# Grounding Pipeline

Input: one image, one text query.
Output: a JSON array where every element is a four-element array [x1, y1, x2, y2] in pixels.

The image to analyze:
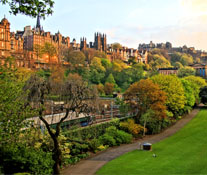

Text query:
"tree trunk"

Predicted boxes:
[[143, 120, 146, 137], [52, 136, 61, 175]]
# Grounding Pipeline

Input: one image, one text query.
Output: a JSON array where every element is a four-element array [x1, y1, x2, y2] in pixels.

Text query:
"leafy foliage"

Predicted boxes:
[[0, 66, 34, 145], [184, 76, 207, 104], [0, 144, 54, 175], [0, 0, 54, 18], [104, 82, 114, 95], [151, 74, 186, 116], [124, 79, 167, 119], [99, 126, 132, 146], [149, 54, 171, 70], [170, 52, 193, 66], [178, 67, 195, 77], [181, 79, 196, 111], [120, 119, 144, 137]]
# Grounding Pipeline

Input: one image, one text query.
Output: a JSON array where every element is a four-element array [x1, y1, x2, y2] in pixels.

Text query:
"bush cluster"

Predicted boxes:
[[120, 119, 144, 137], [0, 144, 54, 175]]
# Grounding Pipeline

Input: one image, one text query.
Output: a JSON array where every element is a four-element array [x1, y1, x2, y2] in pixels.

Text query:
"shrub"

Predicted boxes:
[[120, 119, 144, 137], [88, 139, 101, 153], [65, 142, 90, 165], [99, 126, 132, 147], [105, 126, 132, 145], [116, 130, 132, 144], [69, 142, 89, 155], [99, 134, 116, 147], [0, 144, 53, 175]]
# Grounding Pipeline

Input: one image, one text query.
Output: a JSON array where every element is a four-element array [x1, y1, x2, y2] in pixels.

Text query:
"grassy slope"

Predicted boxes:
[[97, 109, 207, 175]]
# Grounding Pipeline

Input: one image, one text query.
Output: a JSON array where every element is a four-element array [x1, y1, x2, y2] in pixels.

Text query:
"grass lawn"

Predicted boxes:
[[96, 108, 207, 175]]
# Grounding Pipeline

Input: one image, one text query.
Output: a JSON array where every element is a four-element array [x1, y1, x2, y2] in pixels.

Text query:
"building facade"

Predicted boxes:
[[93, 33, 107, 52], [158, 68, 178, 75], [0, 17, 11, 58]]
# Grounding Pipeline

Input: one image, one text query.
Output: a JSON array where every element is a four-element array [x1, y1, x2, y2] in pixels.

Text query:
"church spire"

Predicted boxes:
[[36, 13, 41, 29]]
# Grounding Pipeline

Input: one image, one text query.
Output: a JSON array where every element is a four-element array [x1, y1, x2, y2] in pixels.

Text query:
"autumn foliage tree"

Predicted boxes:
[[104, 82, 114, 95], [124, 79, 167, 119]]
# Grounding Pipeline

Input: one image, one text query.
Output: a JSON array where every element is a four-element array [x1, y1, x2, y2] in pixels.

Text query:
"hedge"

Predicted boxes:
[[63, 116, 133, 141]]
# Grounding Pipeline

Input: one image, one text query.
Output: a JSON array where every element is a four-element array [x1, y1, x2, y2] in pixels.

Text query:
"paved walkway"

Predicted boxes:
[[61, 107, 200, 175]]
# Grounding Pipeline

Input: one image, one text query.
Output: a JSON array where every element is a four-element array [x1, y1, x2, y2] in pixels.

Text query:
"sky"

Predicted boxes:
[[0, 0, 207, 51]]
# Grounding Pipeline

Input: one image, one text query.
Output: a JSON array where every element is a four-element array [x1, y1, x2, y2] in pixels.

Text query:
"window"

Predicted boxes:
[[2, 51, 4, 56], [2, 42, 4, 47]]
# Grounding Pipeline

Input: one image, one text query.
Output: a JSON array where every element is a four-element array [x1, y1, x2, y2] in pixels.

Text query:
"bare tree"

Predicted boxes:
[[24, 74, 98, 174]]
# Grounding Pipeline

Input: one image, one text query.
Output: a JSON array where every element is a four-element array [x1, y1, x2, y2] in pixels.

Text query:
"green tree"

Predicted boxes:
[[115, 64, 144, 90], [1, 0, 54, 18], [184, 76, 207, 104], [89, 68, 105, 84], [89, 57, 106, 84], [140, 109, 155, 136], [180, 54, 193, 66], [91, 57, 106, 72], [170, 52, 182, 65], [151, 48, 170, 60], [0, 65, 33, 145], [181, 79, 196, 112], [174, 61, 183, 69], [105, 73, 116, 84], [171, 52, 193, 66], [178, 67, 196, 78], [149, 54, 171, 70], [101, 58, 112, 70], [151, 74, 186, 116]]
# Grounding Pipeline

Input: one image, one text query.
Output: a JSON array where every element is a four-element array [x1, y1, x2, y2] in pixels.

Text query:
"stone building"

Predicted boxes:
[[80, 37, 87, 51], [22, 14, 70, 65], [107, 44, 148, 64], [190, 63, 207, 78], [70, 38, 80, 50], [158, 67, 178, 75], [0, 17, 11, 58], [93, 33, 107, 52], [0, 17, 26, 67]]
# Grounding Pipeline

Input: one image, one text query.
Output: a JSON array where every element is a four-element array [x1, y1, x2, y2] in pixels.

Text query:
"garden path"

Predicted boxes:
[[61, 106, 201, 175]]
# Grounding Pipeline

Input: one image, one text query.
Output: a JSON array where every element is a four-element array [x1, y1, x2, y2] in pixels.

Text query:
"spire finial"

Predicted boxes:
[[36, 13, 41, 29]]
